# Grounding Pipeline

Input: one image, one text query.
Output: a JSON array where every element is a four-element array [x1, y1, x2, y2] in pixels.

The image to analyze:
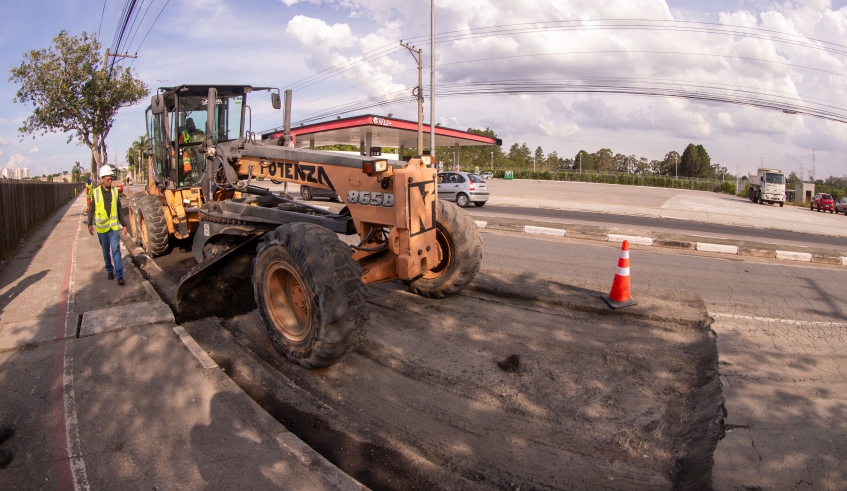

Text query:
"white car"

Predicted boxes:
[[480, 172, 493, 179]]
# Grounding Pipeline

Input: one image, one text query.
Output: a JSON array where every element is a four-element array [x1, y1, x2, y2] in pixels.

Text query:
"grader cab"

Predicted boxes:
[[129, 85, 482, 368]]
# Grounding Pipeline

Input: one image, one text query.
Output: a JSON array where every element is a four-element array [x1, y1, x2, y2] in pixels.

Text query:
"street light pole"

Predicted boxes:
[[490, 151, 493, 171]]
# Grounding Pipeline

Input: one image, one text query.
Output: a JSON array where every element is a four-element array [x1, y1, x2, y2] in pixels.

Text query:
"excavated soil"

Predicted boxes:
[[184, 269, 724, 491]]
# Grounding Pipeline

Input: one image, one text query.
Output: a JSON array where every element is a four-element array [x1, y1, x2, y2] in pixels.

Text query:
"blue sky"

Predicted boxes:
[[2, 0, 846, 179]]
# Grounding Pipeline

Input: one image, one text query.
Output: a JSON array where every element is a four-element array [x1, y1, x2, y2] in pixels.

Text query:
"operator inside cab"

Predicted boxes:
[[178, 117, 204, 185]]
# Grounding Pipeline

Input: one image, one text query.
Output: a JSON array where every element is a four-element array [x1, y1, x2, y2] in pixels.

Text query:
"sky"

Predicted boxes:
[[1, 0, 846, 179]]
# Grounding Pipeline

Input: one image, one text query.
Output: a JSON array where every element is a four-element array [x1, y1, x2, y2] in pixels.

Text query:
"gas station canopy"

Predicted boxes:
[[265, 114, 501, 152]]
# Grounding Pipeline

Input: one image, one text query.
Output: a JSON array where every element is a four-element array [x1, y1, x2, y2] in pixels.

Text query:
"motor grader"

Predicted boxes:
[[129, 84, 482, 368]]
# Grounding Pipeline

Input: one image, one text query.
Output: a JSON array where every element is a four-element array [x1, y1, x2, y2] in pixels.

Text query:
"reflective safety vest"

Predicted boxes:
[[93, 186, 120, 233], [85, 183, 93, 196]]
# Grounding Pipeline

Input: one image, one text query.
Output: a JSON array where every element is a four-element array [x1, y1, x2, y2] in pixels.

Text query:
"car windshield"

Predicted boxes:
[[468, 174, 485, 183], [765, 173, 785, 184], [822, 194, 832, 200]]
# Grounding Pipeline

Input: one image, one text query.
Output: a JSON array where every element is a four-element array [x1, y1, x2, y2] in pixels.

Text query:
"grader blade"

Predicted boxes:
[[175, 235, 258, 305]]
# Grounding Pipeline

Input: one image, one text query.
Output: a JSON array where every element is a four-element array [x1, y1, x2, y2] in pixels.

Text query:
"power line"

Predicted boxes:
[[98, 0, 107, 39], [133, 0, 169, 54]]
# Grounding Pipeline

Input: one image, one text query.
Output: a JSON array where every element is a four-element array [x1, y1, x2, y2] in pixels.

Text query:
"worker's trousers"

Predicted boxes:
[[97, 229, 124, 279]]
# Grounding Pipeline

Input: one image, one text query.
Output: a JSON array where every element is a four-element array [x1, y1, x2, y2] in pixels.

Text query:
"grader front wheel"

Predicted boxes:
[[407, 200, 483, 298], [253, 223, 368, 369]]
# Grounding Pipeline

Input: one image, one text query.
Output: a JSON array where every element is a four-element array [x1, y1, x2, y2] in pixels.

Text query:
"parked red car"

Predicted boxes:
[[811, 193, 835, 213]]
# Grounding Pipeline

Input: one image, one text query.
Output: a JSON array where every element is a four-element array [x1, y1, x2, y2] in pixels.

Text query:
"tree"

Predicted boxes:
[[592, 148, 615, 172], [574, 150, 593, 172], [533, 146, 544, 170], [679, 144, 713, 178], [126, 134, 148, 181], [9, 31, 149, 182], [661, 151, 681, 176]]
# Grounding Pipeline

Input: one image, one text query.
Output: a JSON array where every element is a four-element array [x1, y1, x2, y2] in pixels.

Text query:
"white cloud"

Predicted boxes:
[[4, 154, 32, 170], [0, 136, 10, 147], [0, 118, 8, 125], [286, 16, 356, 49], [28, 147, 39, 153]]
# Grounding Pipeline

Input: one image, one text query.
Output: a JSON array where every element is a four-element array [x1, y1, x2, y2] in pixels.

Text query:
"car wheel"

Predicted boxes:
[[456, 193, 470, 208], [474, 202, 485, 207], [811, 203, 814, 211], [779, 202, 784, 207], [300, 186, 312, 201], [831, 209, 834, 214]]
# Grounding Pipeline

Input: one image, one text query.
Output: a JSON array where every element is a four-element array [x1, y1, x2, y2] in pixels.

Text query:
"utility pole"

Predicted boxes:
[[490, 151, 493, 171], [400, 42, 424, 155], [811, 149, 816, 182], [429, 0, 435, 162], [578, 152, 582, 174]]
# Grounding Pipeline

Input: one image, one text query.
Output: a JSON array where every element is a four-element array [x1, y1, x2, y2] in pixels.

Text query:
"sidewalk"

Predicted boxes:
[[0, 195, 363, 490]]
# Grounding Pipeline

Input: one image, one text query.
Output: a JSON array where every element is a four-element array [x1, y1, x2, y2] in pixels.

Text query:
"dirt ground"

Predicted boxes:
[[182, 268, 724, 491]]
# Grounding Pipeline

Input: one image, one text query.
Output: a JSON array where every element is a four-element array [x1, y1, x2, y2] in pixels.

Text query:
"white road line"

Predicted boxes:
[[66, 212, 91, 491], [474, 220, 488, 229], [173, 326, 219, 369], [710, 312, 847, 328]]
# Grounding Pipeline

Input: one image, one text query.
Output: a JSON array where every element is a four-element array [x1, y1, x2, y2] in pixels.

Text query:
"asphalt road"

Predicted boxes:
[[472, 204, 847, 249]]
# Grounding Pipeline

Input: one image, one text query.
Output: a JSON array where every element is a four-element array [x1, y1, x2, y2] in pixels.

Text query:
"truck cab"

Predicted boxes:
[[748, 167, 785, 207]]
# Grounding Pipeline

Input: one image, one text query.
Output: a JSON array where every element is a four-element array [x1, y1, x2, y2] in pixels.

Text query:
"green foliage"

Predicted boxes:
[[8, 30, 149, 180], [315, 144, 362, 152], [679, 144, 714, 178], [126, 134, 148, 180], [493, 169, 736, 194]]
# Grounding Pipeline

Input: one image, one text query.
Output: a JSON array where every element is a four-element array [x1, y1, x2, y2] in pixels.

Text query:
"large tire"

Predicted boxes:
[[127, 195, 142, 246], [253, 223, 368, 369], [138, 195, 169, 257], [407, 200, 482, 299]]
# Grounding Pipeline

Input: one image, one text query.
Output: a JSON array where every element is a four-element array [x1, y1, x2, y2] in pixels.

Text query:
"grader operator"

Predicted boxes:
[[129, 85, 482, 368]]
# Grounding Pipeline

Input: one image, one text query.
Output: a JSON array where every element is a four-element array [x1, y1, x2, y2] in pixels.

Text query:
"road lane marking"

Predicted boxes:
[[474, 220, 488, 229], [710, 312, 847, 328]]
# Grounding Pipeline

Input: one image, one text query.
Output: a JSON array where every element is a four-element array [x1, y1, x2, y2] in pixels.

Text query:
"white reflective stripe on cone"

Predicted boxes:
[[620, 251, 630, 259], [616, 267, 630, 276]]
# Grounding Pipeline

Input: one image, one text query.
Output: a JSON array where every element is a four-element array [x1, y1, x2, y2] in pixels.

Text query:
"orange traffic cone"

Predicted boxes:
[[602, 240, 638, 309]]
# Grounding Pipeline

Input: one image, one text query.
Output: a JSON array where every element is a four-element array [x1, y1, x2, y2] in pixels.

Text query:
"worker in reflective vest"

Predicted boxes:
[[85, 179, 93, 213], [87, 165, 128, 285], [179, 117, 205, 174]]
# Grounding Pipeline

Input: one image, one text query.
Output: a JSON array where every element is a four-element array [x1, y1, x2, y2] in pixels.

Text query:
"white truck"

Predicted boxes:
[[747, 167, 786, 207]]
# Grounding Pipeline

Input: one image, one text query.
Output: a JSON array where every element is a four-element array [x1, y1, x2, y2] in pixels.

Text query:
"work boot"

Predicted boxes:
[[0, 425, 12, 444], [117, 278, 125, 286], [107, 272, 115, 280], [0, 449, 12, 469]]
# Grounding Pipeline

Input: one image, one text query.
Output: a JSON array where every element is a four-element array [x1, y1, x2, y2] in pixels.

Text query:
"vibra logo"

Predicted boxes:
[[408, 181, 436, 237]]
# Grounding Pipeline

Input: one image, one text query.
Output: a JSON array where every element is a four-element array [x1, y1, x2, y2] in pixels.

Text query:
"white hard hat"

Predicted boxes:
[[99, 165, 114, 178]]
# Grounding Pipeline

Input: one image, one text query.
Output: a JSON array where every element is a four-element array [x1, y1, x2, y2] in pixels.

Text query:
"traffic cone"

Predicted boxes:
[[602, 240, 638, 309]]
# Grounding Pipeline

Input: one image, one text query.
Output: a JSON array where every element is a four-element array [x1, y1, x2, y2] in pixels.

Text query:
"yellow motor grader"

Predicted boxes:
[[129, 85, 482, 368]]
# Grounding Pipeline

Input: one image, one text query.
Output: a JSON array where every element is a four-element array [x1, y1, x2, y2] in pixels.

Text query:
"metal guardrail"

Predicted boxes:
[[0, 179, 85, 262]]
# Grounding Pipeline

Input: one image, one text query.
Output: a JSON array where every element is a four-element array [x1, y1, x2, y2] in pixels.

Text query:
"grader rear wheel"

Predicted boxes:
[[407, 200, 483, 299], [253, 223, 367, 369]]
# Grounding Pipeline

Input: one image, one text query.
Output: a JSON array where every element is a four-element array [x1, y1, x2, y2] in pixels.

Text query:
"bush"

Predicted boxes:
[[492, 170, 737, 195]]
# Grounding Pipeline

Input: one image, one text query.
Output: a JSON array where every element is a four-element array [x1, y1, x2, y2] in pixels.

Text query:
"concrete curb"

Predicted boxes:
[[475, 220, 846, 266], [123, 242, 368, 491], [524, 225, 566, 237]]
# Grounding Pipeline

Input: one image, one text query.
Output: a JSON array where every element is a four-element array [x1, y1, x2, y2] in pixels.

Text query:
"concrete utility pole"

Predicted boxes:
[[400, 42, 424, 155], [429, 0, 435, 160]]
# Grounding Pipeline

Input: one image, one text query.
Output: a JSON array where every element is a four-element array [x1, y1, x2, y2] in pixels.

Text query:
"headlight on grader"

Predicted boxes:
[[363, 160, 388, 176]]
